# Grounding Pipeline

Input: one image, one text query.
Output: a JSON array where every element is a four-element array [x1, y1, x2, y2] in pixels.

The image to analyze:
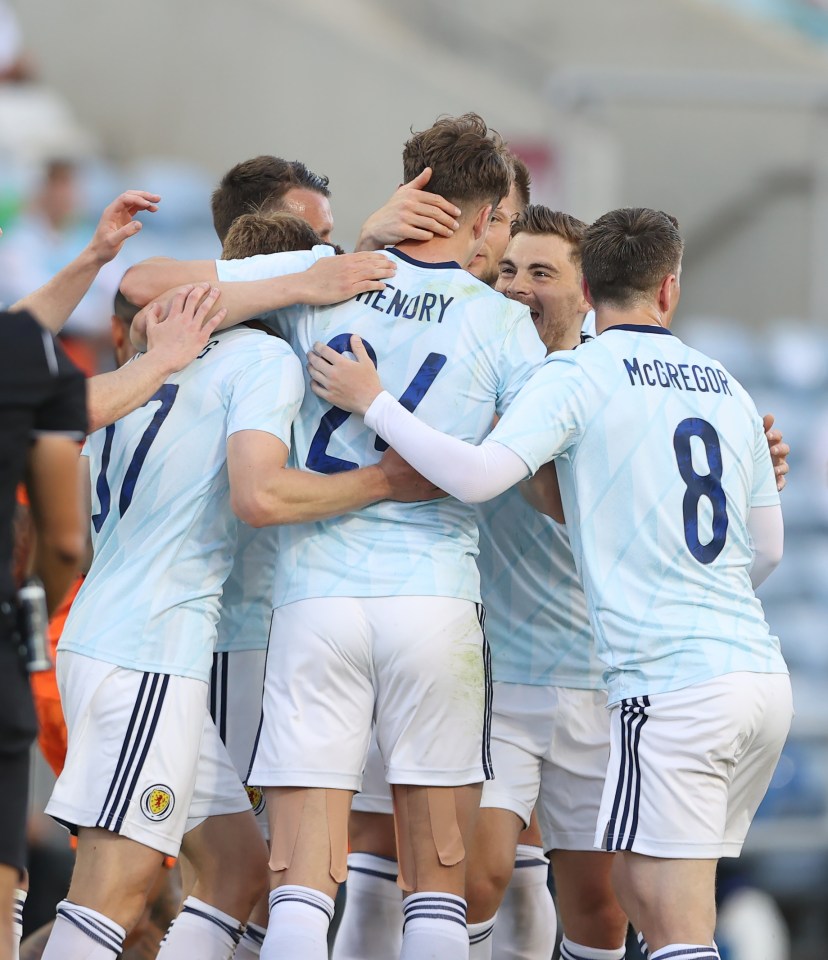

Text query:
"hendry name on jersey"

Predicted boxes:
[[623, 355, 732, 395], [355, 283, 455, 324]]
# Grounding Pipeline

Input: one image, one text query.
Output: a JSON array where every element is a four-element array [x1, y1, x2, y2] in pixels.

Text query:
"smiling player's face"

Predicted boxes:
[[496, 231, 589, 352]]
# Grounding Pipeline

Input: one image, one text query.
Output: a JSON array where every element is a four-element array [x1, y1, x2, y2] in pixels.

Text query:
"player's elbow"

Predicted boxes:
[[40, 529, 86, 568], [119, 263, 157, 308], [231, 488, 292, 528]]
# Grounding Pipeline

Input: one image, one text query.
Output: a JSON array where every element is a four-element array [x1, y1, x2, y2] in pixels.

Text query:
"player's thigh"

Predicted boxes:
[[539, 686, 610, 853], [480, 682, 551, 830], [596, 673, 789, 859], [251, 598, 374, 791], [372, 596, 489, 786]]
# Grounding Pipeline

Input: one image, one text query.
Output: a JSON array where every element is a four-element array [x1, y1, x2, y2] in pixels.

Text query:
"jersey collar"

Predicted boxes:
[[387, 247, 462, 270], [603, 323, 674, 336]]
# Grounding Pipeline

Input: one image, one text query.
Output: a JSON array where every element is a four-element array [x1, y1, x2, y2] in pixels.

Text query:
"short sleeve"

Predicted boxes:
[[215, 245, 333, 282], [31, 328, 87, 439], [750, 414, 781, 508], [489, 353, 585, 475], [226, 341, 305, 448], [495, 306, 546, 415]]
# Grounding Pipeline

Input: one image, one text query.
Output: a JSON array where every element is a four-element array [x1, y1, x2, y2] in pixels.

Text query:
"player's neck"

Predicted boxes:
[[595, 304, 673, 335], [393, 233, 475, 268]]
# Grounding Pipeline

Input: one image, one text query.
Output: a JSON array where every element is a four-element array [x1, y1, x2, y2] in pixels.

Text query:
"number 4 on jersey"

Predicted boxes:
[[306, 333, 447, 473]]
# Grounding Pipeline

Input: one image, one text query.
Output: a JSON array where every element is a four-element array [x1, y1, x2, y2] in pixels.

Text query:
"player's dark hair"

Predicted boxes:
[[221, 211, 324, 260], [112, 289, 140, 326], [211, 156, 331, 242], [581, 208, 683, 308], [509, 154, 532, 211], [402, 113, 512, 217], [511, 206, 587, 265]]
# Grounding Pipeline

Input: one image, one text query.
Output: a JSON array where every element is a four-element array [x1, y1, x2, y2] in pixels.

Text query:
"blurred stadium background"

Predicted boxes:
[[2, 1, 827, 958]]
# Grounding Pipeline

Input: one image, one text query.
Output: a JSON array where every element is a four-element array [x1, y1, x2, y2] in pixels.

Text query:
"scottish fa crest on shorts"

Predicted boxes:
[[141, 784, 175, 822], [245, 784, 265, 815]]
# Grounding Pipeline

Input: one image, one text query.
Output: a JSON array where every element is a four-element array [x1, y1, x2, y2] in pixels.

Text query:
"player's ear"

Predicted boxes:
[[472, 204, 492, 240], [658, 273, 677, 313], [581, 276, 595, 308]]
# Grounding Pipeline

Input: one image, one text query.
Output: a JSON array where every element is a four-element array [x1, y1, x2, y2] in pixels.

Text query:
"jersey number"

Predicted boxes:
[[306, 333, 447, 473], [672, 417, 728, 563], [92, 384, 179, 532]]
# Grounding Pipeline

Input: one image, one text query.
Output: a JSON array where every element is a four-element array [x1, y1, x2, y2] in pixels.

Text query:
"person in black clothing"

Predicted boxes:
[[0, 310, 87, 960]]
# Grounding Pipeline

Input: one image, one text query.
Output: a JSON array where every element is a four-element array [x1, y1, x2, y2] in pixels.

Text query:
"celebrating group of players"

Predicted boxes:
[[10, 112, 793, 960]]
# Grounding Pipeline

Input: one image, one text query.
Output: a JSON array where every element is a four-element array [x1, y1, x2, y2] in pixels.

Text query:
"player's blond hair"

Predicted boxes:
[[220, 212, 324, 260], [511, 206, 587, 266]]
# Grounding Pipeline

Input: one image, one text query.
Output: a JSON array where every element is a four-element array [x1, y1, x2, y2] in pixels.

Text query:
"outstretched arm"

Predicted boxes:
[[11, 191, 160, 333], [355, 168, 461, 251], [130, 253, 397, 348]]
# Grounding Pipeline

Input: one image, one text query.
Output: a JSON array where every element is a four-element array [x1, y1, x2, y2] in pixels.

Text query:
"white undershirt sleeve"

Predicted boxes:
[[364, 391, 531, 503], [746, 503, 784, 588]]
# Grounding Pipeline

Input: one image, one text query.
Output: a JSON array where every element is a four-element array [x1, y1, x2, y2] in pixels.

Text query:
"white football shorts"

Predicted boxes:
[[209, 649, 269, 833], [249, 596, 491, 791], [596, 671, 793, 858], [47, 651, 251, 857], [480, 682, 610, 852]]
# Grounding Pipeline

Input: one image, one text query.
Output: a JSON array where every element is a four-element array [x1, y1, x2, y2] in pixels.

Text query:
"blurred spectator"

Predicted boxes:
[[0, 160, 119, 341], [0, 1, 32, 83]]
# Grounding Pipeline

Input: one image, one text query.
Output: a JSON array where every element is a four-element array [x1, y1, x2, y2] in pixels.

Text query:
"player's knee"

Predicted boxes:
[[465, 857, 513, 919]]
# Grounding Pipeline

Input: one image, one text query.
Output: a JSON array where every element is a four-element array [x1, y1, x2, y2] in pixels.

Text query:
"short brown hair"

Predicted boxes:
[[112, 289, 140, 325], [581, 208, 683, 307], [211, 156, 331, 241], [221, 212, 324, 260], [402, 113, 512, 215], [509, 154, 532, 211], [511, 206, 587, 265]]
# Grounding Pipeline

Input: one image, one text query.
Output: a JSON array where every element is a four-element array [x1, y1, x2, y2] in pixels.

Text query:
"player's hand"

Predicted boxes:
[[763, 413, 790, 492], [300, 252, 396, 305], [354, 168, 461, 250], [141, 284, 226, 371], [378, 447, 446, 502], [307, 335, 383, 415], [87, 190, 161, 266]]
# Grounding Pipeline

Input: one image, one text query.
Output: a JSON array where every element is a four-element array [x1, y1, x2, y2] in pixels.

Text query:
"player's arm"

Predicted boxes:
[[519, 461, 565, 523], [86, 286, 226, 432], [354, 167, 461, 251], [746, 505, 783, 588], [227, 431, 442, 526], [306, 335, 534, 503], [9, 191, 160, 334], [127, 253, 396, 348], [25, 435, 86, 613]]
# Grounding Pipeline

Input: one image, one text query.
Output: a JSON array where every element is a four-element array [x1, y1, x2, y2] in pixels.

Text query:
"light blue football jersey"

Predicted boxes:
[[61, 328, 303, 680], [488, 324, 786, 704], [217, 246, 545, 605], [214, 523, 278, 653], [475, 489, 602, 689]]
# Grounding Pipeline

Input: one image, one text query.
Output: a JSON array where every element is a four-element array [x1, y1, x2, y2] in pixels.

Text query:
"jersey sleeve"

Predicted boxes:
[[750, 413, 781, 508], [488, 352, 586, 474], [215, 245, 333, 282], [31, 328, 87, 439], [495, 306, 546, 415], [226, 341, 304, 448]]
